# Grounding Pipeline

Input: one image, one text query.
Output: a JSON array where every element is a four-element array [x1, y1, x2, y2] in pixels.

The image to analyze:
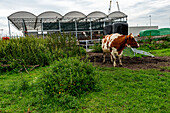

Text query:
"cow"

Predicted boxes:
[[102, 33, 139, 67]]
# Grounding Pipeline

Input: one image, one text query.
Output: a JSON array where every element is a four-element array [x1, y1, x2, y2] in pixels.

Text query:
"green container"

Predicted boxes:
[[139, 29, 160, 37], [158, 28, 170, 35]]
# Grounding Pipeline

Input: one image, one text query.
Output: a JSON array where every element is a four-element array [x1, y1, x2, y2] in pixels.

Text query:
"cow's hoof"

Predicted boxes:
[[119, 65, 123, 67]]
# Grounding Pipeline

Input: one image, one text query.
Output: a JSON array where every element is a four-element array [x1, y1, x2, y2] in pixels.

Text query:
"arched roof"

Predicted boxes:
[[8, 11, 37, 30], [108, 11, 127, 19], [63, 11, 86, 19], [38, 11, 62, 19], [87, 11, 107, 18], [36, 11, 63, 27], [8, 11, 36, 18], [8, 11, 127, 31]]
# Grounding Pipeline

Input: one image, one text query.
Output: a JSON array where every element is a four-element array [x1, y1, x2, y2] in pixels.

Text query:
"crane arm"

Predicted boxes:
[[108, 0, 112, 14]]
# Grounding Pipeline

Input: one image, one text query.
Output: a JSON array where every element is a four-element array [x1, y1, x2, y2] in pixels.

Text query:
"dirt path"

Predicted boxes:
[[87, 52, 170, 72]]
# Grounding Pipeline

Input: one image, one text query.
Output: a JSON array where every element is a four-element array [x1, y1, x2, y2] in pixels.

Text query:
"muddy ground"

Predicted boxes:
[[87, 52, 170, 72]]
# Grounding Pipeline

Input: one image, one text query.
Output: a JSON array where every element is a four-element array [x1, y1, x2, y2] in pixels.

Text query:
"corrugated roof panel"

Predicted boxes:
[[87, 11, 107, 18], [8, 11, 36, 18], [108, 11, 127, 19], [63, 11, 86, 19], [38, 11, 62, 19]]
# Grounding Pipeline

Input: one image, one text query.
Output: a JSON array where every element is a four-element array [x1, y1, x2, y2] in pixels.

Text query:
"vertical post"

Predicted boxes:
[[75, 20, 77, 39], [8, 20, 11, 38], [86, 40, 88, 50], [116, 1, 120, 11], [59, 20, 61, 32], [169, 17, 170, 28], [103, 20, 106, 27], [149, 15, 151, 26], [0, 29, 3, 40], [22, 19, 25, 37], [90, 19, 92, 40], [41, 18, 44, 39]]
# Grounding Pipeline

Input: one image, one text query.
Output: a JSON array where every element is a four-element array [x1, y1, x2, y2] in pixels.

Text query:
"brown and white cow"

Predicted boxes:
[[102, 33, 139, 67]]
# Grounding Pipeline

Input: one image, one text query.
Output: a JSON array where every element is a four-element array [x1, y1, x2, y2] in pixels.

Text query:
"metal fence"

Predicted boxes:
[[79, 39, 102, 50]]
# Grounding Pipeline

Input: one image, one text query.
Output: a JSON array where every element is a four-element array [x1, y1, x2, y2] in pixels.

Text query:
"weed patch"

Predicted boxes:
[[0, 33, 85, 73], [40, 57, 100, 97]]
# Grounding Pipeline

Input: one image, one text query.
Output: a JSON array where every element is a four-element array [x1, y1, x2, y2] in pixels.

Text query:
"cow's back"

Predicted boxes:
[[102, 33, 121, 52]]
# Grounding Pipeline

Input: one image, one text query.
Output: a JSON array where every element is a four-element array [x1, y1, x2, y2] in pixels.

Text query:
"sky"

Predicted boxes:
[[0, 0, 170, 36]]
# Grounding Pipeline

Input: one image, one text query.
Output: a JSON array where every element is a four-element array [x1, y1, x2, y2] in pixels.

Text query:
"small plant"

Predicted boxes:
[[40, 57, 100, 97], [92, 43, 102, 53], [139, 41, 170, 50], [0, 33, 84, 72]]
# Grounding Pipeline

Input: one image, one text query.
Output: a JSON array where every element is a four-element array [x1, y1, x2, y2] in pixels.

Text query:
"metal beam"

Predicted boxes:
[[75, 20, 77, 38], [8, 20, 11, 38], [90, 19, 92, 40], [58, 20, 61, 32], [22, 19, 27, 36], [41, 18, 44, 39]]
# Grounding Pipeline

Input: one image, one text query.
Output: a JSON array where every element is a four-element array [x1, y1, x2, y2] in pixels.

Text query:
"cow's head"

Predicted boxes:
[[126, 33, 139, 48]]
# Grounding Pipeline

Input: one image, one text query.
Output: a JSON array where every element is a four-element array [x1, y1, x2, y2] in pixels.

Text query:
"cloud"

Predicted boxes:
[[0, 0, 170, 35], [121, 0, 170, 27]]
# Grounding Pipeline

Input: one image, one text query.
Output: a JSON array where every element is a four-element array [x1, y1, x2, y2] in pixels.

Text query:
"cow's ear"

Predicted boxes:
[[129, 33, 132, 36]]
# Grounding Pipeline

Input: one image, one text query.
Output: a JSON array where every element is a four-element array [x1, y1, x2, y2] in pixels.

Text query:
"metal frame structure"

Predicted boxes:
[[8, 11, 127, 39]]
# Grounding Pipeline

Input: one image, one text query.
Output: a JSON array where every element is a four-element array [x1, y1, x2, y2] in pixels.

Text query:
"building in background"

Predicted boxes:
[[8, 11, 127, 39], [128, 26, 158, 36]]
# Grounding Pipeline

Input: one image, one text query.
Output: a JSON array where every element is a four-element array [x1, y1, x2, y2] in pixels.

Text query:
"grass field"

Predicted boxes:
[[0, 61, 169, 112], [0, 37, 170, 112], [149, 48, 170, 56]]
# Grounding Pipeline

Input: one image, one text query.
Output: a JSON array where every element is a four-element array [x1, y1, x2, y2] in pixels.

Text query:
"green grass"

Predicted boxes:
[[137, 39, 170, 57], [0, 65, 169, 112], [76, 67, 169, 112], [136, 48, 170, 57], [149, 48, 170, 56]]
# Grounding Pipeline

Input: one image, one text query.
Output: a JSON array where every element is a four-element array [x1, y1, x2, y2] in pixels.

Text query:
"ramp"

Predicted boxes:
[[131, 48, 154, 57]]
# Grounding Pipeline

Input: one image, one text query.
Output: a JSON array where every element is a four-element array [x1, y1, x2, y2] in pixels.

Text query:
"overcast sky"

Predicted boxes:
[[0, 0, 170, 36]]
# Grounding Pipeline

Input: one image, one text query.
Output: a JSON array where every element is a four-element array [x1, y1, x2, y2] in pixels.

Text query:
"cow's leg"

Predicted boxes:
[[118, 52, 123, 66], [118, 55, 122, 66], [112, 54, 116, 67], [103, 52, 106, 63], [110, 51, 116, 67], [111, 48, 117, 67], [110, 53, 113, 63]]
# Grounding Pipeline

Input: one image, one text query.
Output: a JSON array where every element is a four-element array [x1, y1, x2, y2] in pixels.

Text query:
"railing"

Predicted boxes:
[[79, 38, 155, 57], [79, 39, 102, 50]]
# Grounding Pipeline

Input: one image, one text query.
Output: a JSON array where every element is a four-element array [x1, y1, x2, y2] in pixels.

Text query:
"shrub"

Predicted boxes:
[[139, 41, 170, 50], [40, 57, 100, 97], [0, 33, 84, 72], [92, 43, 102, 53], [79, 47, 86, 56]]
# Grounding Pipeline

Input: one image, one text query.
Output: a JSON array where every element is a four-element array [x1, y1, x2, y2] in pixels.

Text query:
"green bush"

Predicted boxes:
[[79, 47, 86, 56], [40, 57, 100, 97], [139, 41, 170, 50], [0, 33, 84, 72], [161, 36, 170, 41], [92, 43, 102, 53]]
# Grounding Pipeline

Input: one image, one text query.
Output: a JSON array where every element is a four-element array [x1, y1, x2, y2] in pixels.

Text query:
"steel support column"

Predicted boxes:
[[75, 20, 77, 38], [41, 18, 44, 39], [8, 20, 11, 38], [90, 20, 92, 40], [59, 20, 61, 32]]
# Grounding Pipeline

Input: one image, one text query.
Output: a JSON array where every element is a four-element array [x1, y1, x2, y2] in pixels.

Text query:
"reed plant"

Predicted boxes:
[[0, 33, 84, 72]]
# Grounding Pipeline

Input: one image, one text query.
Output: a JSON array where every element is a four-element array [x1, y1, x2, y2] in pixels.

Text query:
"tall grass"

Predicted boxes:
[[0, 33, 85, 72]]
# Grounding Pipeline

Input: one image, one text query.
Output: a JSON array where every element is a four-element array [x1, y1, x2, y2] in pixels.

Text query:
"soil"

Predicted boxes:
[[87, 52, 170, 72]]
